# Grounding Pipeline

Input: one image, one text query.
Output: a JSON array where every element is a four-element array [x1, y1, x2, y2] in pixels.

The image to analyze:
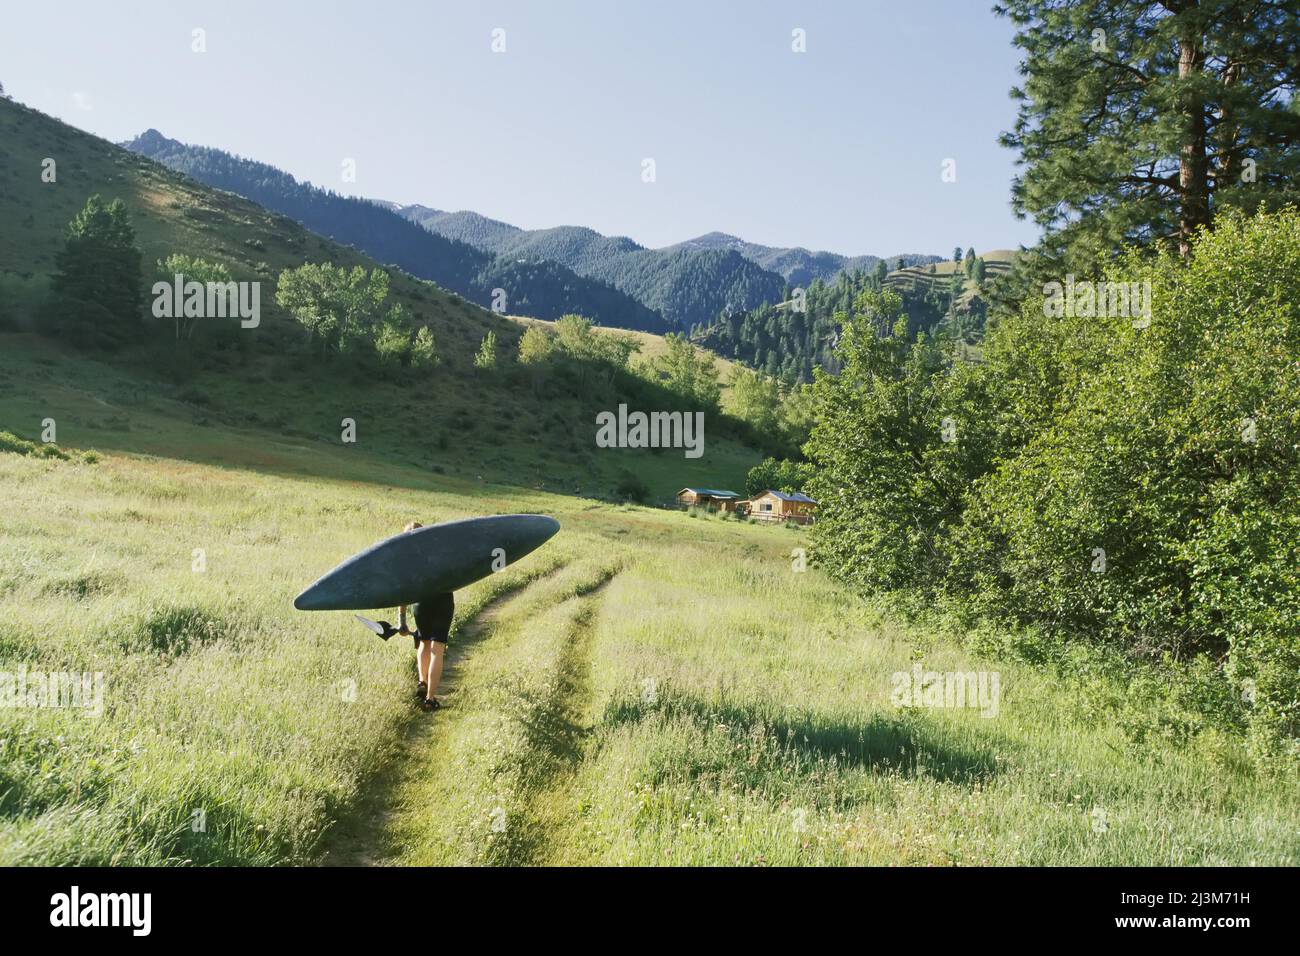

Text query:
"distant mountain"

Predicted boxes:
[[400, 206, 525, 251], [125, 127, 942, 337], [122, 131, 669, 333], [397, 206, 943, 329], [396, 207, 787, 331], [670, 232, 940, 287]]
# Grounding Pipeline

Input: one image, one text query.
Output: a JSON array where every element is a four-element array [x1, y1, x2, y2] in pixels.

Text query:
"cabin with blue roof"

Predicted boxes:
[[676, 487, 742, 511], [745, 489, 818, 525]]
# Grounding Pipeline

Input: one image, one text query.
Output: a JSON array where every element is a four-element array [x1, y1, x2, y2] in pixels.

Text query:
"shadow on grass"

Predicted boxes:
[[602, 691, 1005, 788]]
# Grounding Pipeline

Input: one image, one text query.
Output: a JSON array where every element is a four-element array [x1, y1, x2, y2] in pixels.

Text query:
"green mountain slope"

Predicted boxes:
[[394, 206, 525, 250], [670, 231, 940, 286], [397, 207, 788, 330], [121, 131, 669, 334], [0, 98, 761, 498], [696, 251, 1018, 382]]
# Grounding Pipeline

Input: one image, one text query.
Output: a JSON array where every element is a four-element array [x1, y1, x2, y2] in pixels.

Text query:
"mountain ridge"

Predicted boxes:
[[123, 128, 944, 337], [122, 129, 671, 333], [398, 207, 943, 289], [396, 204, 788, 330]]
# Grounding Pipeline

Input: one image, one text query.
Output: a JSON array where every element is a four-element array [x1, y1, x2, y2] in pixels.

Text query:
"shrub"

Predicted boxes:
[[474, 331, 498, 370], [0, 430, 69, 460], [745, 457, 813, 498], [411, 326, 440, 369], [805, 290, 996, 597], [615, 472, 650, 504], [809, 209, 1300, 760]]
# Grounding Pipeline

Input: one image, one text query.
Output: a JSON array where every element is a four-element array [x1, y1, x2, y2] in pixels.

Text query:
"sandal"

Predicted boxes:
[[416, 681, 427, 700], [420, 697, 441, 712]]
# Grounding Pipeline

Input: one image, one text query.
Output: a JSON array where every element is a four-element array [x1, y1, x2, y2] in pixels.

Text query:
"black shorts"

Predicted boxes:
[[412, 592, 454, 646]]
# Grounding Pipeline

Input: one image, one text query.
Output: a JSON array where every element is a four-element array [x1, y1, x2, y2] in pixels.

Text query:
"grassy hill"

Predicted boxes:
[[0, 98, 762, 500], [887, 249, 1017, 299], [506, 314, 748, 403]]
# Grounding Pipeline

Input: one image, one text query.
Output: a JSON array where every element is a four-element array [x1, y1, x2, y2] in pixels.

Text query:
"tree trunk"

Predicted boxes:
[[1177, 30, 1210, 257]]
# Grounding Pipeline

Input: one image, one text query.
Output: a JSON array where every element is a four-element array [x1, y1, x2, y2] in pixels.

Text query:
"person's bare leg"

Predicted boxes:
[[417, 639, 433, 686], [426, 641, 447, 699]]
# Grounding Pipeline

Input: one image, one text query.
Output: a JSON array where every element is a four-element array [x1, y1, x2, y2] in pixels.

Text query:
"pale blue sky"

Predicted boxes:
[[1, 0, 1041, 256]]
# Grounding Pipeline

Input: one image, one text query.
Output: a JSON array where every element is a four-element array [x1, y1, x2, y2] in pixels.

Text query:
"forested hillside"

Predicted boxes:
[[399, 204, 788, 331], [123, 131, 669, 333], [670, 231, 939, 286], [696, 249, 1011, 383]]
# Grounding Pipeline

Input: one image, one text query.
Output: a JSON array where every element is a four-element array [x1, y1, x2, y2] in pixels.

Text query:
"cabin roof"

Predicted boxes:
[[678, 487, 740, 498], [754, 489, 818, 504]]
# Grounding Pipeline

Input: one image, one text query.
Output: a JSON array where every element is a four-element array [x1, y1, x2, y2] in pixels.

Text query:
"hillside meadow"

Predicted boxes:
[[0, 99, 767, 502], [1, 348, 1296, 865]]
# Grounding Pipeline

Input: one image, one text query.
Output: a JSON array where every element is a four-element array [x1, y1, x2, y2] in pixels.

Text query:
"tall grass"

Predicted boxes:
[[1, 414, 1295, 865]]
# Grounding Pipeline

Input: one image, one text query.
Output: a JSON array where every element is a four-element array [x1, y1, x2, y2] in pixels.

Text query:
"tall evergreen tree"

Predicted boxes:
[[49, 195, 143, 342], [997, 0, 1300, 260]]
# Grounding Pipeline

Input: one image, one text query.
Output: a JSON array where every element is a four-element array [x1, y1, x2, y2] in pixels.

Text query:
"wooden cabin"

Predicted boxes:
[[744, 489, 817, 525], [676, 487, 742, 512]]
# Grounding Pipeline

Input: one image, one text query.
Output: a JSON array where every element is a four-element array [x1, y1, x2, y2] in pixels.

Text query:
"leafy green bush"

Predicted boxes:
[[615, 472, 650, 504], [806, 290, 995, 598], [374, 318, 412, 367], [474, 330, 498, 370], [809, 210, 1300, 761], [0, 430, 69, 460], [410, 326, 440, 369], [965, 210, 1300, 758], [745, 456, 813, 498]]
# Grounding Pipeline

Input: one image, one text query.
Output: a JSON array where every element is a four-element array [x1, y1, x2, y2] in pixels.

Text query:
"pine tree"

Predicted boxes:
[[48, 195, 143, 343], [997, 0, 1300, 260]]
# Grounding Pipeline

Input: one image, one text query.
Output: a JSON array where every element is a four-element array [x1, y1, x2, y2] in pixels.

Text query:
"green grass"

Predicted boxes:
[[887, 249, 1015, 313], [506, 315, 749, 404], [1, 366, 1295, 865], [0, 333, 761, 502]]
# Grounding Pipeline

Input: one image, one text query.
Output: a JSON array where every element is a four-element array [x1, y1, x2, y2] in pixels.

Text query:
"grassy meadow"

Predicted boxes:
[[1, 345, 1296, 866]]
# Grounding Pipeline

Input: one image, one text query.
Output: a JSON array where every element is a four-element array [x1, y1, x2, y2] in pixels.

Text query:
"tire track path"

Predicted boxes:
[[318, 572, 560, 866]]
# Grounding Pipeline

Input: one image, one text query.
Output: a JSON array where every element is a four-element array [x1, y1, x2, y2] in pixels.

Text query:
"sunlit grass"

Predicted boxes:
[[1, 408, 1295, 865]]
